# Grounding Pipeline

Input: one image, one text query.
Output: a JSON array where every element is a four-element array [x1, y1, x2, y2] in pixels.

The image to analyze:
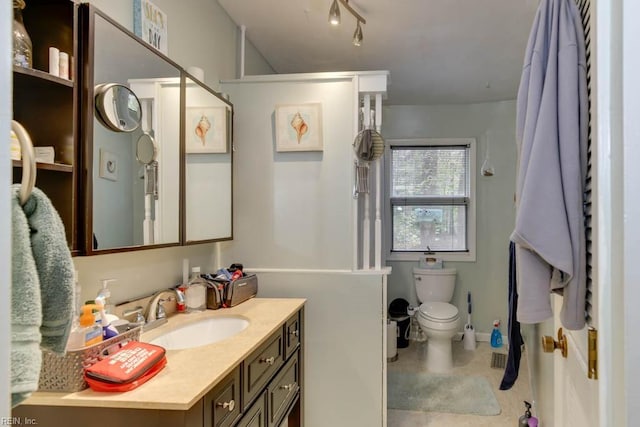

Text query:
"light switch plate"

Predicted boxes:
[[99, 149, 118, 181]]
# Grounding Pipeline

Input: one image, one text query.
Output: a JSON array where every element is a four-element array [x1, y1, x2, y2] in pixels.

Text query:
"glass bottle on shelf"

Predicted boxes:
[[13, 0, 33, 68]]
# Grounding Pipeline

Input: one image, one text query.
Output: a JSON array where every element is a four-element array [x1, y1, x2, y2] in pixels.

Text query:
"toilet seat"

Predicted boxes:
[[418, 302, 459, 322]]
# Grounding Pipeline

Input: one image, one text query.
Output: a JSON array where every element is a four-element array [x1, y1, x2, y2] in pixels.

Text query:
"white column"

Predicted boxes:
[[374, 94, 383, 270], [362, 94, 371, 269]]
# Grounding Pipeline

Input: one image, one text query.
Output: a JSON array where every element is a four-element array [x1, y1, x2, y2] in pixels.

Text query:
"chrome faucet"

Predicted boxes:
[[144, 288, 185, 331]]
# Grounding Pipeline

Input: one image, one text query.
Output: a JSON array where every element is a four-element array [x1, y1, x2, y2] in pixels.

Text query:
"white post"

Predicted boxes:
[[374, 93, 383, 270], [240, 25, 246, 79], [352, 78, 360, 270], [362, 95, 371, 269]]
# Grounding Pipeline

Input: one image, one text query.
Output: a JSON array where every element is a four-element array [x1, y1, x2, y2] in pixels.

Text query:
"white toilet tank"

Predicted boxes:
[[413, 267, 457, 303]]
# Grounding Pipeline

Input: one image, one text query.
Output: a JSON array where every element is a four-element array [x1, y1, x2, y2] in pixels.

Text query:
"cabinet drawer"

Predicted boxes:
[[203, 366, 242, 427], [236, 390, 267, 427], [244, 331, 284, 410], [284, 311, 301, 360], [267, 350, 300, 427]]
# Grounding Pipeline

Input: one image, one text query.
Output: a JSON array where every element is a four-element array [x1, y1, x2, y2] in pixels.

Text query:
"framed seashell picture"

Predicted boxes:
[[185, 106, 229, 153], [275, 103, 323, 152]]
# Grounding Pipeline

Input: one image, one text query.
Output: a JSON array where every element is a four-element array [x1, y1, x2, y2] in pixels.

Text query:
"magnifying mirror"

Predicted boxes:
[[94, 83, 142, 132], [136, 132, 157, 165]]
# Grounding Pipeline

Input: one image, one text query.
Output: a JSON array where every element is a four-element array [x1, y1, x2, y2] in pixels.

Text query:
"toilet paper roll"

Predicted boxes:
[[387, 320, 398, 362], [187, 66, 204, 82]]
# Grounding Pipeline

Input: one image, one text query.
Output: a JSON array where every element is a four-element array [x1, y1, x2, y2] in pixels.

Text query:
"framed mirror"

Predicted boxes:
[[183, 75, 233, 243], [79, 5, 182, 253]]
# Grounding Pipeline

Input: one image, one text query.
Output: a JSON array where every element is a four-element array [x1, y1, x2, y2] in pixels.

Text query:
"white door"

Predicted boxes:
[[551, 0, 600, 425], [550, 0, 640, 424], [551, 297, 598, 427]]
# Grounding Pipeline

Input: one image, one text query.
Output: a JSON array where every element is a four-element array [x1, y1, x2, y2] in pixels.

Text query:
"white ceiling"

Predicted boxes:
[[217, 0, 540, 105]]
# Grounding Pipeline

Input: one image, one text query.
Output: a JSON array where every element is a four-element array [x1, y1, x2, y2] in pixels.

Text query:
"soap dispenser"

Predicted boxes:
[[97, 278, 116, 314], [67, 304, 103, 350]]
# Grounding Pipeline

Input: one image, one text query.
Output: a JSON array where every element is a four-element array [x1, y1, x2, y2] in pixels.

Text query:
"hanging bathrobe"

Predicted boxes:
[[511, 0, 588, 330]]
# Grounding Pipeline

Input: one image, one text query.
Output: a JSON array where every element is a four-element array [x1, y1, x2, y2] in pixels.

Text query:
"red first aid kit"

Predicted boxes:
[[84, 341, 167, 392]]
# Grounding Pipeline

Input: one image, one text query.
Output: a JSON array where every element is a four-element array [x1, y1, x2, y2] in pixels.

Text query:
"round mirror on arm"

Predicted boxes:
[[136, 132, 157, 164], [94, 83, 142, 132]]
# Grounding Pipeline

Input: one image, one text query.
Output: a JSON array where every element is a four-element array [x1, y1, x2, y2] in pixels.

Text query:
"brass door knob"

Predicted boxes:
[[541, 327, 568, 358]]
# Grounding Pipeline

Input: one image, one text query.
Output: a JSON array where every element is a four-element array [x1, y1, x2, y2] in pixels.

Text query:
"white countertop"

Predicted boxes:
[[22, 298, 305, 410]]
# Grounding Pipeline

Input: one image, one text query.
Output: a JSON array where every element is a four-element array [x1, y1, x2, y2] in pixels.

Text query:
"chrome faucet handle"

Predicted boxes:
[[156, 298, 167, 320], [123, 306, 145, 326]]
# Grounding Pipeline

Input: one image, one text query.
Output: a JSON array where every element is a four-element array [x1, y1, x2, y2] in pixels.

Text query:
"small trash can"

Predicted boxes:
[[389, 298, 410, 348]]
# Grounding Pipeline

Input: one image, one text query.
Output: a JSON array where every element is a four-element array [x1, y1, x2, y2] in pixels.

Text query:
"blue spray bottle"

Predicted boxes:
[[490, 319, 503, 348]]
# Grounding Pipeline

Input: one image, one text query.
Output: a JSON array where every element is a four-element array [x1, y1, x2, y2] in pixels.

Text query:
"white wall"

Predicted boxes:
[[383, 101, 517, 335], [1, 0, 12, 414], [220, 74, 387, 426], [220, 76, 355, 269], [255, 271, 385, 427]]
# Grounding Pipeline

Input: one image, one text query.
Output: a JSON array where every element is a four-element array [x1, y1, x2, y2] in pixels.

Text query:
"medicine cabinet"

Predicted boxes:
[[76, 4, 233, 254], [11, 0, 80, 253], [78, 4, 183, 254]]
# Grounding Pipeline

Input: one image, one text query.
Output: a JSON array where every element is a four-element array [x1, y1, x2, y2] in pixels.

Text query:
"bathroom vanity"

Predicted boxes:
[[13, 298, 305, 427]]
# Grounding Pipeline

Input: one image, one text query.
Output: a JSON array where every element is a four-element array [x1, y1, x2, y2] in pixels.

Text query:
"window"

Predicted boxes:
[[386, 138, 476, 262]]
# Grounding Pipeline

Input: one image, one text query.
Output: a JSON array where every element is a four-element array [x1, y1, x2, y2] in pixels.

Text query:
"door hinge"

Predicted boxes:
[[588, 327, 598, 380]]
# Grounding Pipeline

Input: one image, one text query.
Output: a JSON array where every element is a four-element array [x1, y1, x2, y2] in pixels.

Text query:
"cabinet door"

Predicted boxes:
[[236, 391, 266, 427], [203, 366, 241, 427], [243, 331, 284, 410], [267, 351, 300, 427], [284, 311, 300, 361]]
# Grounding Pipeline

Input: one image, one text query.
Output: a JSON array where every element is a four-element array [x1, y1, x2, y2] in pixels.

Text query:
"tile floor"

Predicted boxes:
[[387, 338, 532, 427]]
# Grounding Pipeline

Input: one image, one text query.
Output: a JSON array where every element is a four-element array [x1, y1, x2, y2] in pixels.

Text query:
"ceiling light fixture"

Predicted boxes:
[[328, 0, 367, 46], [328, 0, 341, 25], [352, 20, 363, 46]]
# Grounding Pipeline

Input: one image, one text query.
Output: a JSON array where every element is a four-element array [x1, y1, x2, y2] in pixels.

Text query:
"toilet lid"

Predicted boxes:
[[418, 302, 459, 321]]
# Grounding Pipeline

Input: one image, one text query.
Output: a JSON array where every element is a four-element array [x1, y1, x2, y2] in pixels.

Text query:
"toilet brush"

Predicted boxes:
[[463, 291, 476, 350]]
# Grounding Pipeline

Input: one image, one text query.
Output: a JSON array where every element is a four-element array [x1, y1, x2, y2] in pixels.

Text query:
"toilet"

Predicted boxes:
[[413, 267, 459, 373]]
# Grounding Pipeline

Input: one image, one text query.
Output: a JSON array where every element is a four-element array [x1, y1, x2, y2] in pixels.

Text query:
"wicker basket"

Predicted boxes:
[[38, 326, 142, 392]]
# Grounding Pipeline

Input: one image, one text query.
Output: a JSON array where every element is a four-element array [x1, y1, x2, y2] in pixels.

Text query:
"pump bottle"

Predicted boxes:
[[185, 267, 207, 312]]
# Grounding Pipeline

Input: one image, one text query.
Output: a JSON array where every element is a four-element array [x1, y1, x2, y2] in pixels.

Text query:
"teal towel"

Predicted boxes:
[[11, 185, 74, 407], [11, 186, 43, 406], [20, 186, 74, 353]]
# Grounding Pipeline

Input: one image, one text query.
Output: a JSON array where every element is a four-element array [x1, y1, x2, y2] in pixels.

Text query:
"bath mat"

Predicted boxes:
[[387, 371, 501, 416]]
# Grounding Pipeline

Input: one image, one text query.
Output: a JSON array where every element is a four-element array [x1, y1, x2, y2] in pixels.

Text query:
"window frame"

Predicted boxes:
[[384, 138, 477, 262]]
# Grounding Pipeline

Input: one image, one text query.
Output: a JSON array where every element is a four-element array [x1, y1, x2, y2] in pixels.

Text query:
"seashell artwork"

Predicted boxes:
[[290, 112, 308, 143], [194, 114, 211, 146], [275, 103, 323, 152]]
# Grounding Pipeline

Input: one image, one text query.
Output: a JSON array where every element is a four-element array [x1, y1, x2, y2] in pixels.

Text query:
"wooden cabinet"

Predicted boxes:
[[236, 391, 266, 427], [243, 331, 284, 410], [12, 0, 80, 252], [204, 367, 242, 427], [12, 307, 304, 427], [267, 351, 300, 427]]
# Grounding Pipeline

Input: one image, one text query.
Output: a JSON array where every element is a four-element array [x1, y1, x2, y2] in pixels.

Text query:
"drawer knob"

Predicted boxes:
[[280, 383, 295, 391], [260, 356, 275, 365], [216, 399, 235, 412], [289, 330, 299, 337]]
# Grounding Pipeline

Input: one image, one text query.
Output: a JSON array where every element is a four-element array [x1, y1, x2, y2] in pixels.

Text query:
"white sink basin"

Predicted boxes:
[[149, 317, 249, 350]]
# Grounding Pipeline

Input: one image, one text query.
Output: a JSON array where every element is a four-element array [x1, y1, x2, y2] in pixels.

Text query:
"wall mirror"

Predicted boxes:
[[80, 5, 182, 253], [184, 76, 233, 242]]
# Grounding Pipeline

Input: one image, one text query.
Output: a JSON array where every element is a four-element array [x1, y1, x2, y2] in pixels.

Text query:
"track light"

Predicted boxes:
[[353, 21, 363, 46], [328, 0, 341, 25], [328, 0, 366, 46]]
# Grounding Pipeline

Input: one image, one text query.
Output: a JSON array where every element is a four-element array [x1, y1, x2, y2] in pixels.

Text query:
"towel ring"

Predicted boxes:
[[11, 120, 36, 205]]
